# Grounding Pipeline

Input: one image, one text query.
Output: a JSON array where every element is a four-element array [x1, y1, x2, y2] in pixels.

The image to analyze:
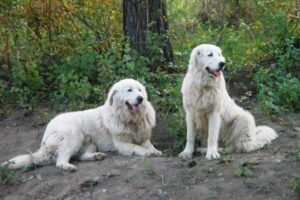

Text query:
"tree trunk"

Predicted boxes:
[[123, 0, 173, 64], [48, 0, 52, 54]]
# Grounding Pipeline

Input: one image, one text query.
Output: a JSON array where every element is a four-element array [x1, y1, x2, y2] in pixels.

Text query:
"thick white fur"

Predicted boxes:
[[179, 44, 278, 160], [3, 79, 161, 171]]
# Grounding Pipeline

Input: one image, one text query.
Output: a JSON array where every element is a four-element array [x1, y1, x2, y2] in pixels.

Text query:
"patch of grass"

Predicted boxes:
[[206, 166, 215, 174], [143, 158, 155, 175], [0, 162, 21, 185], [286, 131, 299, 139], [218, 149, 233, 164], [21, 162, 40, 171], [143, 158, 165, 185], [235, 162, 258, 177], [219, 155, 233, 165], [286, 151, 300, 161], [286, 142, 300, 161], [291, 175, 300, 197]]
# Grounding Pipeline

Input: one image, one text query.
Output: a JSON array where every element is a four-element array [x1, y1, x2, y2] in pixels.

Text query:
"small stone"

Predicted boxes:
[[80, 176, 102, 188], [92, 176, 101, 182], [22, 175, 34, 182], [35, 174, 42, 180], [208, 167, 214, 173], [103, 173, 116, 178], [158, 189, 168, 197], [187, 160, 197, 168], [293, 127, 300, 132]]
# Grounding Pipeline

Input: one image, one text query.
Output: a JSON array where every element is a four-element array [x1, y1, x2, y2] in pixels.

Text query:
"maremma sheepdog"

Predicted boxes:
[[3, 79, 161, 172], [179, 44, 278, 160]]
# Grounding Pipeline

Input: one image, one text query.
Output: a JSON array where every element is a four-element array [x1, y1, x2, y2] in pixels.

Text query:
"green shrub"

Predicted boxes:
[[0, 162, 21, 185], [254, 68, 300, 114], [235, 162, 257, 177], [292, 175, 300, 197]]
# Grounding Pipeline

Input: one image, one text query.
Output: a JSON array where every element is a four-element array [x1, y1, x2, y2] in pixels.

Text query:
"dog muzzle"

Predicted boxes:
[[206, 67, 221, 77]]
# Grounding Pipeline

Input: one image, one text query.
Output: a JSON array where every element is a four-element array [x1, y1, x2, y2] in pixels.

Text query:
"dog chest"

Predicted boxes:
[[123, 125, 149, 145], [184, 87, 220, 112]]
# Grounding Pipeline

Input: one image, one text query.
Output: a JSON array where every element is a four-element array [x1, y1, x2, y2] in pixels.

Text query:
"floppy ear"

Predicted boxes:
[[145, 102, 156, 128], [189, 48, 200, 68], [109, 90, 117, 106]]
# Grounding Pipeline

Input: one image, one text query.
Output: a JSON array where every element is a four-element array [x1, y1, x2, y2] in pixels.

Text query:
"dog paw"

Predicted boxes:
[[93, 152, 108, 161], [206, 147, 220, 160], [57, 163, 77, 172], [179, 151, 193, 160], [143, 149, 162, 157], [151, 149, 162, 156]]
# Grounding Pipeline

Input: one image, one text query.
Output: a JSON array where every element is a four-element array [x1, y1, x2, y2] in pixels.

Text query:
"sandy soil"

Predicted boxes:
[[0, 107, 299, 200]]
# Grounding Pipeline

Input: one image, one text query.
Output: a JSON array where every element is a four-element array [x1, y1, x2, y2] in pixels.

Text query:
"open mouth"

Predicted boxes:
[[206, 67, 221, 77], [125, 101, 141, 114]]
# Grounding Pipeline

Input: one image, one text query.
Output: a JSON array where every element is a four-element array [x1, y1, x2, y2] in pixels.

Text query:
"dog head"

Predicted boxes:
[[189, 44, 226, 79], [107, 79, 148, 115]]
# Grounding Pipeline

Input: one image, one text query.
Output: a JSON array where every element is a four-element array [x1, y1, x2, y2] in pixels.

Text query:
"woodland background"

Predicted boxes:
[[0, 0, 299, 151], [0, 2, 300, 197]]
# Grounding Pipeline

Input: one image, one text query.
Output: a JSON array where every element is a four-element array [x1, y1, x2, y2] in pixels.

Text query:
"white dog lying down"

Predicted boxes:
[[179, 44, 278, 160], [3, 79, 161, 171]]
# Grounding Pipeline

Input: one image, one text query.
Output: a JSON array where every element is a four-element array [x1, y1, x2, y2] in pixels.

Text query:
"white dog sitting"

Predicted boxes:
[[179, 44, 278, 160], [3, 79, 161, 171]]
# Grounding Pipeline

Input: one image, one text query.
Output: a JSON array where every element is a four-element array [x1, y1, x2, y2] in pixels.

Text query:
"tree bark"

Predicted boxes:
[[123, 0, 173, 63]]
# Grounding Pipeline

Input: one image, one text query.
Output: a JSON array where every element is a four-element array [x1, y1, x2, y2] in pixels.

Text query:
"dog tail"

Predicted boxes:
[[2, 148, 50, 170], [252, 125, 278, 150]]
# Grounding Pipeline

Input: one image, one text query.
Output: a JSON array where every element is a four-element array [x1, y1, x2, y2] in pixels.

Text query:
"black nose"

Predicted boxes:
[[219, 62, 226, 70], [137, 96, 143, 103]]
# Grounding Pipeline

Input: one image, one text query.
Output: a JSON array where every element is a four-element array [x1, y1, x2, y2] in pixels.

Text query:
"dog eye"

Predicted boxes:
[[208, 53, 213, 57], [127, 88, 132, 92], [138, 88, 141, 92]]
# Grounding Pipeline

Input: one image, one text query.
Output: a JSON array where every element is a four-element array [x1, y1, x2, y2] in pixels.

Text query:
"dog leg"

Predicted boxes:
[[113, 139, 154, 157], [206, 112, 221, 160], [179, 113, 196, 159], [55, 132, 83, 172], [142, 139, 162, 156], [56, 144, 78, 172], [79, 144, 107, 161], [79, 152, 107, 161], [56, 153, 77, 172]]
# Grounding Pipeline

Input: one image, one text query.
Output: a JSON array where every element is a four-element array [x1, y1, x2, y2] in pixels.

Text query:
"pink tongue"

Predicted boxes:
[[132, 105, 140, 113], [213, 70, 221, 77]]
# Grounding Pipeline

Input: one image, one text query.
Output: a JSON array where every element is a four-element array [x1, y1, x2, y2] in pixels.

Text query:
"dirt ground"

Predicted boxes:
[[0, 105, 299, 200]]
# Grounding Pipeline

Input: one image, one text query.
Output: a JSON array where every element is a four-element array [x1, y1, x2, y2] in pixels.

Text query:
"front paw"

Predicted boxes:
[[206, 147, 220, 160], [93, 152, 108, 160], [144, 149, 162, 157], [179, 151, 193, 160], [151, 148, 162, 156]]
